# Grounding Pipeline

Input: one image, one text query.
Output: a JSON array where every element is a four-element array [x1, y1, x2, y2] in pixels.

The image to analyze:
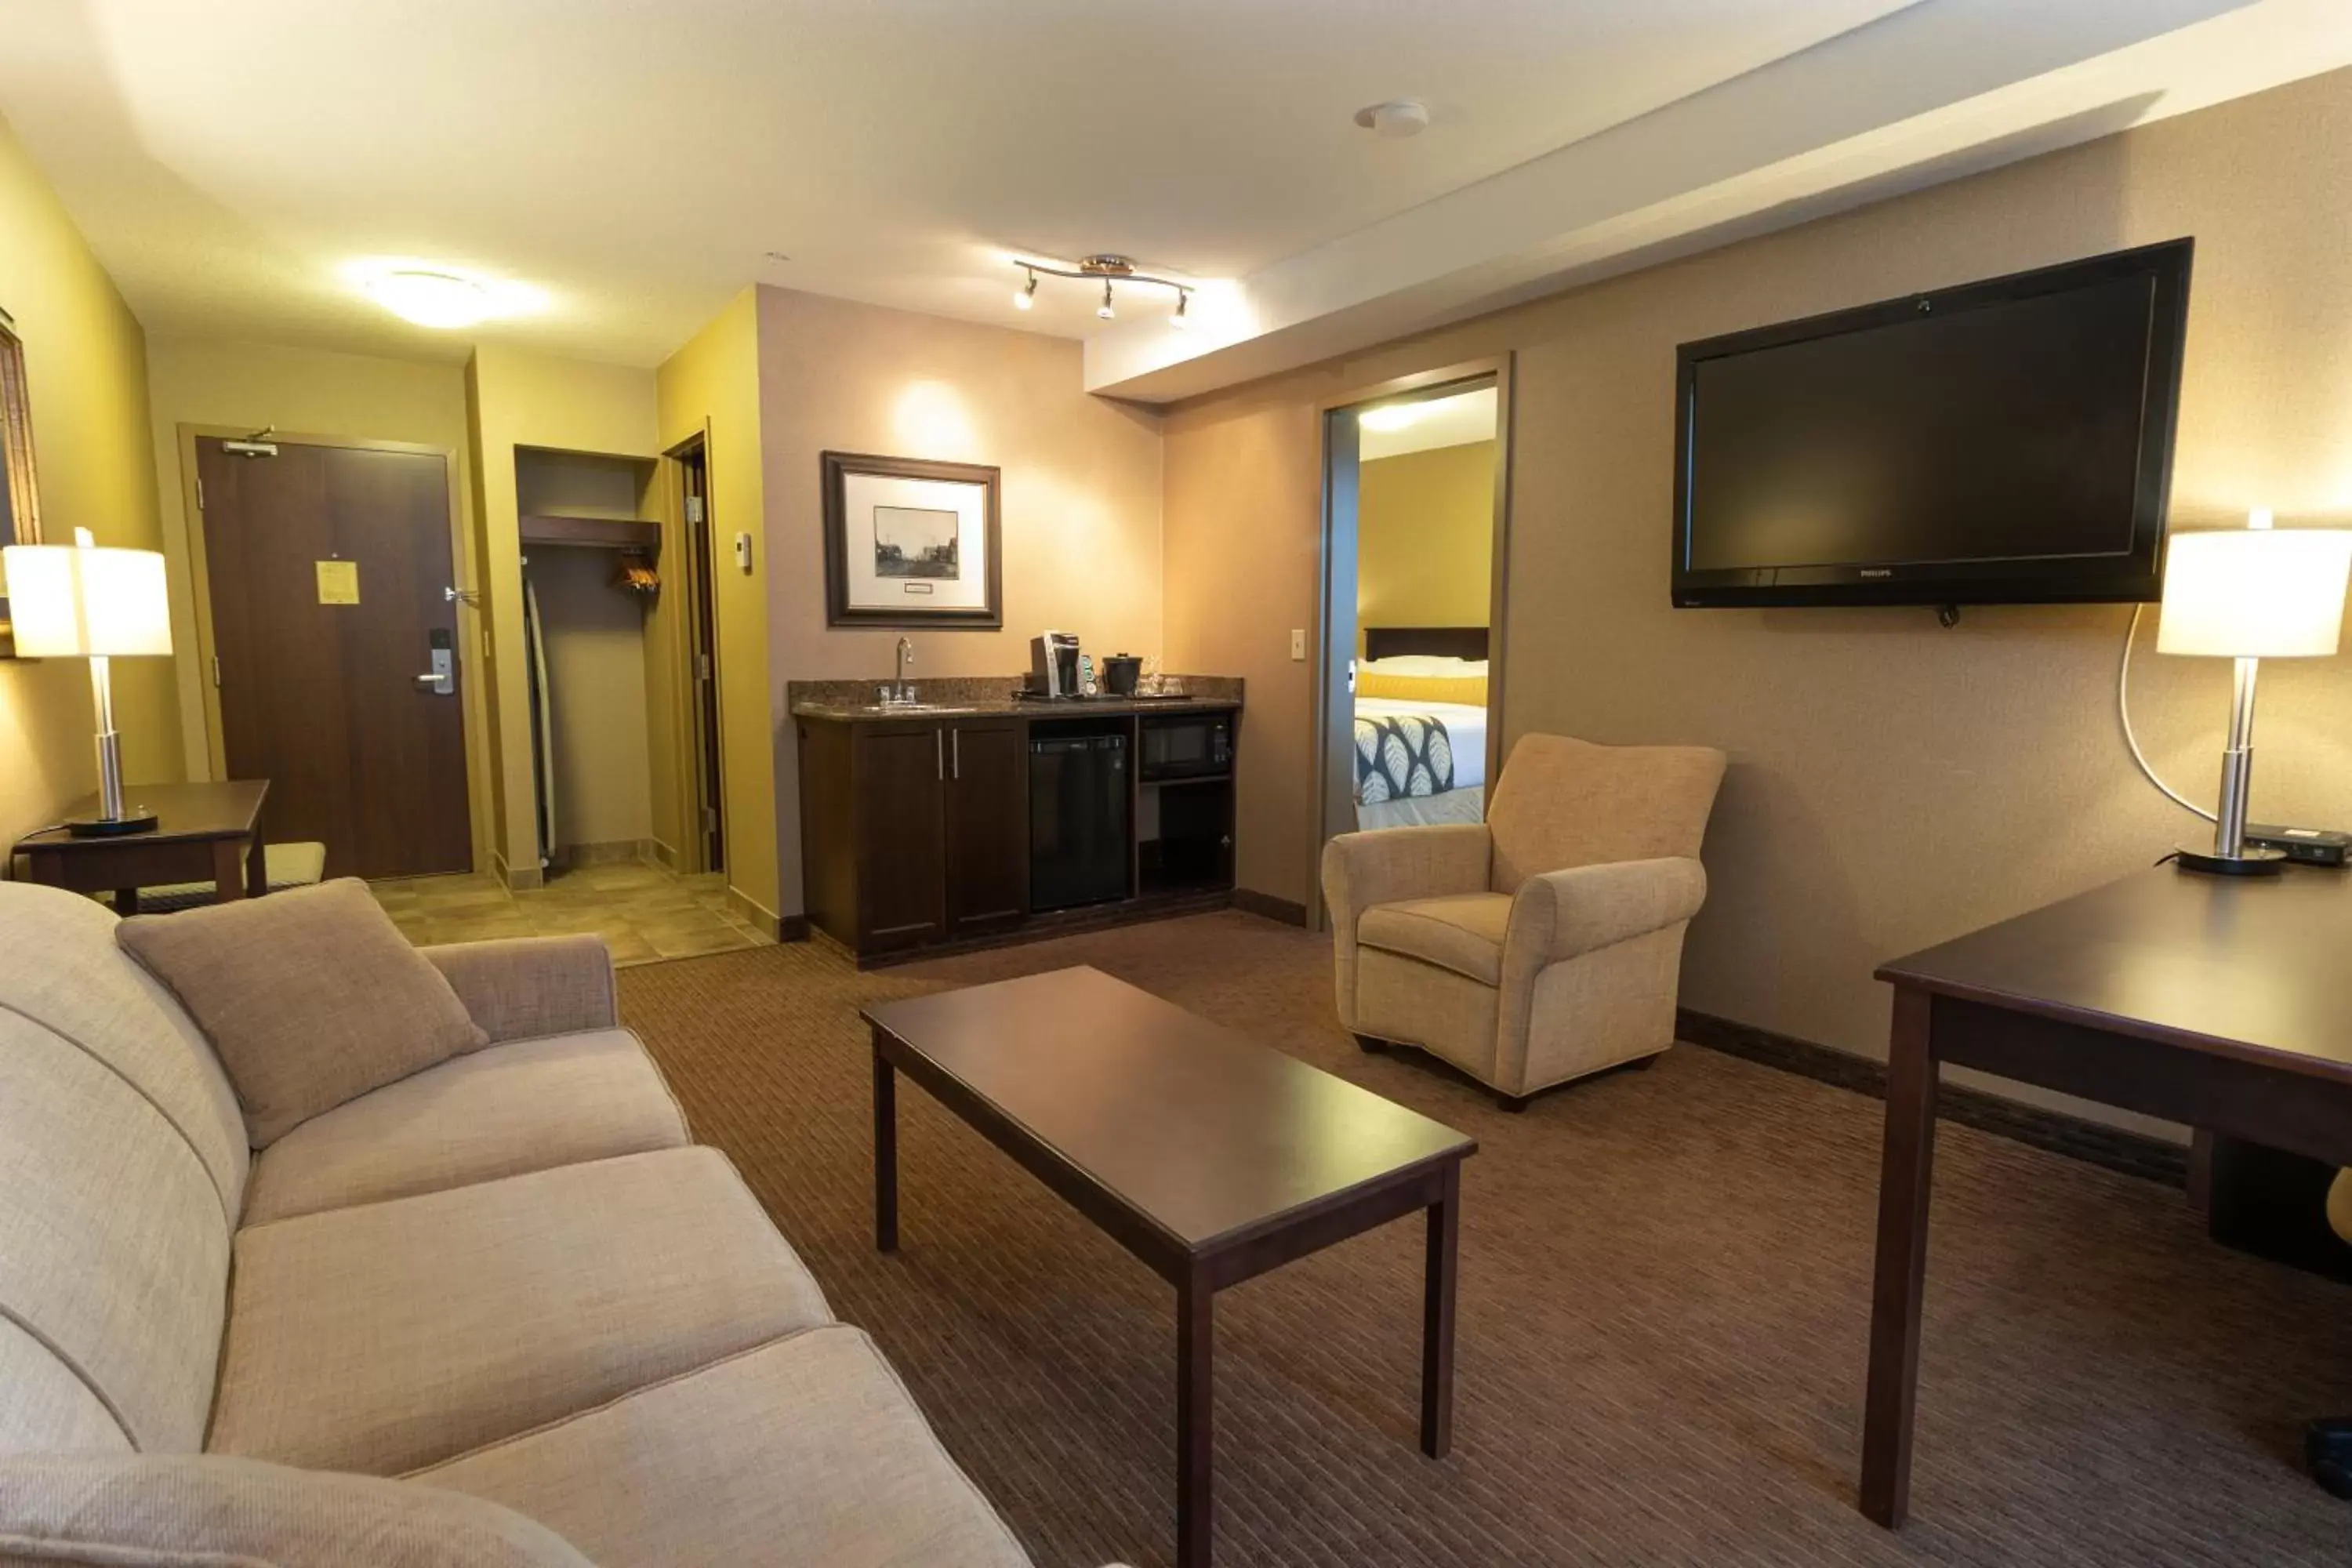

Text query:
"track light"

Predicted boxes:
[[1007, 255, 1192, 324], [1098, 281, 1116, 321], [1171, 290, 1191, 331], [1014, 269, 1036, 310]]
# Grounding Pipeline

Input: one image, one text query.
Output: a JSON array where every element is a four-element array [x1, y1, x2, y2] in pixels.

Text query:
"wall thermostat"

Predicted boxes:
[[733, 531, 753, 573]]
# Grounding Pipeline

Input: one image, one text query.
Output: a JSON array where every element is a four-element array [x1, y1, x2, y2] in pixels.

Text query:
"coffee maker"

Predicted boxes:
[[1029, 631, 1082, 698]]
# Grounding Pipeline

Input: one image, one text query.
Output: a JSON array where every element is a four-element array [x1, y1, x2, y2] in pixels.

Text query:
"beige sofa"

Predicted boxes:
[[1323, 733, 1726, 1109], [0, 880, 1031, 1566]]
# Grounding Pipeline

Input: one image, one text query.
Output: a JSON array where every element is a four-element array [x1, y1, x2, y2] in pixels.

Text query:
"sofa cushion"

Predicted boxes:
[[0, 1013, 227, 1456], [0, 882, 248, 1221], [209, 1148, 833, 1476], [0, 1452, 591, 1567], [0, 1320, 129, 1457], [421, 936, 618, 1045], [418, 1327, 1030, 1568], [243, 1029, 691, 1225], [117, 878, 488, 1147], [1357, 892, 1512, 986]]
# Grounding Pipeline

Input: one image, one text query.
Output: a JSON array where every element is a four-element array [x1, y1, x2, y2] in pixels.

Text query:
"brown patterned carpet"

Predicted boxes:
[[617, 910, 2352, 1567]]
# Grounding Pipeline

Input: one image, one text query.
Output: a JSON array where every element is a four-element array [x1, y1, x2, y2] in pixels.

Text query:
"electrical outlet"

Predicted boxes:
[[1290, 629, 1306, 661]]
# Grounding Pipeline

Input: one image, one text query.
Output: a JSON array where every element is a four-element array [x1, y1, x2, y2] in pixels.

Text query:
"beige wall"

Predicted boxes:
[[657, 289, 778, 924], [141, 336, 490, 867], [530, 546, 653, 848], [0, 114, 178, 850], [755, 286, 1163, 916], [1357, 440, 1496, 654], [1163, 67, 2352, 1123], [466, 344, 659, 881]]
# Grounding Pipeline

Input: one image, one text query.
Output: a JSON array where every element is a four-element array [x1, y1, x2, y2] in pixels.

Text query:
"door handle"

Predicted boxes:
[[935, 729, 944, 780], [952, 728, 960, 780], [416, 639, 454, 695]]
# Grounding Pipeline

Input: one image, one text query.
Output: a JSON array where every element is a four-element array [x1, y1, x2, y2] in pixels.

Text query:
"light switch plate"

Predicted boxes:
[[1290, 629, 1306, 660], [734, 532, 754, 572]]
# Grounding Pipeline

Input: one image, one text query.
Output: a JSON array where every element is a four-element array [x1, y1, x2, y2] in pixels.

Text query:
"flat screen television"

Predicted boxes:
[[1671, 239, 2193, 608]]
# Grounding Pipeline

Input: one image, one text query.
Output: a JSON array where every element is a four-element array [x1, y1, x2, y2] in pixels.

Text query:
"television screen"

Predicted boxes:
[[1671, 240, 2191, 608]]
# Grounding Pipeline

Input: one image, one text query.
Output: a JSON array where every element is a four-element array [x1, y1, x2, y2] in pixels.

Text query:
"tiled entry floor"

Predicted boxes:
[[370, 859, 768, 967]]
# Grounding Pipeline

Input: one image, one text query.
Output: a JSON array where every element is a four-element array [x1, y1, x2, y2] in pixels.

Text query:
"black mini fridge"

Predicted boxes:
[[1029, 729, 1129, 911]]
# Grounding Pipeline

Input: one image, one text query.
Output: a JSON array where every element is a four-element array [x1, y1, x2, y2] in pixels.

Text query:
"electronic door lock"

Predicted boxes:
[[416, 630, 455, 695]]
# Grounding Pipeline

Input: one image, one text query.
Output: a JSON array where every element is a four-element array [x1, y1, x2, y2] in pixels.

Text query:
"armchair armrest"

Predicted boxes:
[[1505, 856, 1708, 967], [422, 935, 619, 1045], [1320, 823, 1491, 1033], [1320, 823, 1493, 925]]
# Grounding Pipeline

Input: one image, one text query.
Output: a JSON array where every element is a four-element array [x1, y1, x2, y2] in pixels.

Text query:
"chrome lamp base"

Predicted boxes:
[[2174, 843, 2285, 877]]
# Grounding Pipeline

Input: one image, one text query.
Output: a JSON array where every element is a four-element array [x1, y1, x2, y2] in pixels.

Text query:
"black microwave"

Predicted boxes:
[[1140, 713, 1232, 780]]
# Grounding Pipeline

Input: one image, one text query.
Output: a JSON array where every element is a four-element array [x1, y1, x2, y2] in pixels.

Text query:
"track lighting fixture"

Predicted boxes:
[[1009, 254, 1193, 327]]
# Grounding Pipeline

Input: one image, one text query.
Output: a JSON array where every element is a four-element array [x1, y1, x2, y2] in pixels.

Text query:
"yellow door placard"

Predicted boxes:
[[315, 560, 359, 604]]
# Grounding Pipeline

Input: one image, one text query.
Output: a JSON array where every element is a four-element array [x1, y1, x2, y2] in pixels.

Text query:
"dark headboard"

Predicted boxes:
[[1365, 626, 1488, 662]]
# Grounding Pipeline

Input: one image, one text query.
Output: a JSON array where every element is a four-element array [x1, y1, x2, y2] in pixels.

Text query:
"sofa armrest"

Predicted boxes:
[[1505, 856, 1708, 967], [422, 935, 619, 1045]]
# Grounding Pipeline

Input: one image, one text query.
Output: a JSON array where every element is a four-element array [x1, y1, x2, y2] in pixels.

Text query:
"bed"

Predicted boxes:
[[1353, 626, 1492, 831]]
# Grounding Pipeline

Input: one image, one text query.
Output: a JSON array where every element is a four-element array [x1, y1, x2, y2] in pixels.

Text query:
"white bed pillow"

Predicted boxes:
[[1361, 655, 1489, 677]]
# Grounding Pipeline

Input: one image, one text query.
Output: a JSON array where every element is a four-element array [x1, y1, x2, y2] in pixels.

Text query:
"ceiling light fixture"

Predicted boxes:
[[1010, 253, 1192, 327], [1358, 401, 1427, 433], [366, 269, 495, 329], [1353, 100, 1431, 139]]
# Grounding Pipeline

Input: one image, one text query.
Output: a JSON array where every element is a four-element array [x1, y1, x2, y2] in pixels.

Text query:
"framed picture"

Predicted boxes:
[[0, 307, 42, 656], [822, 451, 1001, 628]]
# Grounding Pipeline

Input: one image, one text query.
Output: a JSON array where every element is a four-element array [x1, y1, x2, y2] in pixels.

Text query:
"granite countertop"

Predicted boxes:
[[788, 673, 1241, 722]]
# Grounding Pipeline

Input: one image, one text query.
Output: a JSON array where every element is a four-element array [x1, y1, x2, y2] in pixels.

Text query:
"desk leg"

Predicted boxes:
[[872, 1029, 898, 1254], [1860, 985, 1938, 1527], [1176, 1269, 1214, 1568], [1421, 1161, 1460, 1458], [211, 838, 249, 902], [113, 887, 140, 915], [245, 831, 269, 898]]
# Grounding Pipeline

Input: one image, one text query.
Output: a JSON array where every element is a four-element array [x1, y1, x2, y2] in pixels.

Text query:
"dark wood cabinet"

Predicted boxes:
[[851, 721, 948, 954], [797, 702, 1240, 967], [942, 718, 1028, 936]]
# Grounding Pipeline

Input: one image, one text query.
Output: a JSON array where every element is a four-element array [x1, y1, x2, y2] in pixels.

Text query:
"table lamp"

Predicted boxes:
[[1, 526, 172, 835], [2157, 509, 2352, 875]]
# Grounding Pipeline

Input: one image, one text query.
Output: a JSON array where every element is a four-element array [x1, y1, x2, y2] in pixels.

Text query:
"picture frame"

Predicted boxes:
[[822, 450, 1001, 629], [0, 305, 42, 657]]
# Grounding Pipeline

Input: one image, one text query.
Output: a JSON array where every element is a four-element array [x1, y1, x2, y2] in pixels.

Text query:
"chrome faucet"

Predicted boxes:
[[887, 637, 915, 705]]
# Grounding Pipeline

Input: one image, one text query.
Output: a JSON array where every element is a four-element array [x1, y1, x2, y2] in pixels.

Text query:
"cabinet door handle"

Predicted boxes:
[[952, 729, 960, 780], [935, 729, 944, 780]]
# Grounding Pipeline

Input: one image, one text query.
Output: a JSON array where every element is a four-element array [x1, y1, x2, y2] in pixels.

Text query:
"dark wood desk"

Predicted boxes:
[[12, 780, 270, 913], [1860, 864, 2352, 1526], [863, 966, 1475, 1568]]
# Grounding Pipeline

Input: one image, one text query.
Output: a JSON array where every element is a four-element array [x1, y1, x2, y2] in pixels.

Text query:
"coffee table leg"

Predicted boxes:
[[873, 1029, 898, 1254], [1422, 1161, 1460, 1458], [1176, 1269, 1213, 1568]]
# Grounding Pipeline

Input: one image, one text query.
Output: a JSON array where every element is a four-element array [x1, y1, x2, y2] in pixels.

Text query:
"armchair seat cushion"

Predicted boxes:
[[209, 1148, 833, 1477], [1358, 893, 1512, 986], [241, 1029, 690, 1226]]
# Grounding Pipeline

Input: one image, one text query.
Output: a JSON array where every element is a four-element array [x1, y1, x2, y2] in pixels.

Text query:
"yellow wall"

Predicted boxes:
[[754, 285, 1164, 918], [1162, 67, 2352, 1129], [1356, 440, 1495, 655], [141, 336, 489, 866], [656, 289, 778, 925], [466, 344, 660, 882], [0, 113, 178, 849]]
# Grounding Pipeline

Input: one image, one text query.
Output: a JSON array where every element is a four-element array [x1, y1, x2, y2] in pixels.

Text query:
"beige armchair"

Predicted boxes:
[[1322, 733, 1726, 1109]]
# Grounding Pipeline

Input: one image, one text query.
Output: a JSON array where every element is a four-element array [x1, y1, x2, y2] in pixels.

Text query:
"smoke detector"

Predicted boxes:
[[1353, 100, 1430, 139]]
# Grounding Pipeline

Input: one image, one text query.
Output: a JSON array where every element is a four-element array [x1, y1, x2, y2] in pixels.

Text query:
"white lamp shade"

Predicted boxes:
[[2, 543, 173, 658], [2157, 528, 2352, 659]]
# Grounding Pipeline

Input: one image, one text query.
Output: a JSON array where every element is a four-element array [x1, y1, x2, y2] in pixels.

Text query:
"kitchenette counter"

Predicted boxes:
[[788, 674, 1242, 723]]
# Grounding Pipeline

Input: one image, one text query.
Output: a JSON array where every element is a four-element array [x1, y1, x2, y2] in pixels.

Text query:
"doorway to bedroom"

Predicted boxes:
[[1312, 360, 1511, 926]]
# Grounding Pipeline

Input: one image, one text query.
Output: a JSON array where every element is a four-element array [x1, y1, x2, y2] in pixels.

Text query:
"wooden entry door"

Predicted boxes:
[[195, 437, 471, 880]]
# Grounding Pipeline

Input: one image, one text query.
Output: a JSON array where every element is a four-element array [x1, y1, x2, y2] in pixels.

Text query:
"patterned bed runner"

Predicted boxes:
[[1354, 713, 1457, 804]]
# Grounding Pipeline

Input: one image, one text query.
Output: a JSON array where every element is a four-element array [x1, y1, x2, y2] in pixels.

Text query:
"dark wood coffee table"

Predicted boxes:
[[862, 965, 1476, 1568]]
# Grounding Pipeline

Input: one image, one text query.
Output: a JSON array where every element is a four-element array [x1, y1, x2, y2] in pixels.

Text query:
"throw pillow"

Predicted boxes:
[[0, 1451, 591, 1567], [116, 878, 487, 1148]]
